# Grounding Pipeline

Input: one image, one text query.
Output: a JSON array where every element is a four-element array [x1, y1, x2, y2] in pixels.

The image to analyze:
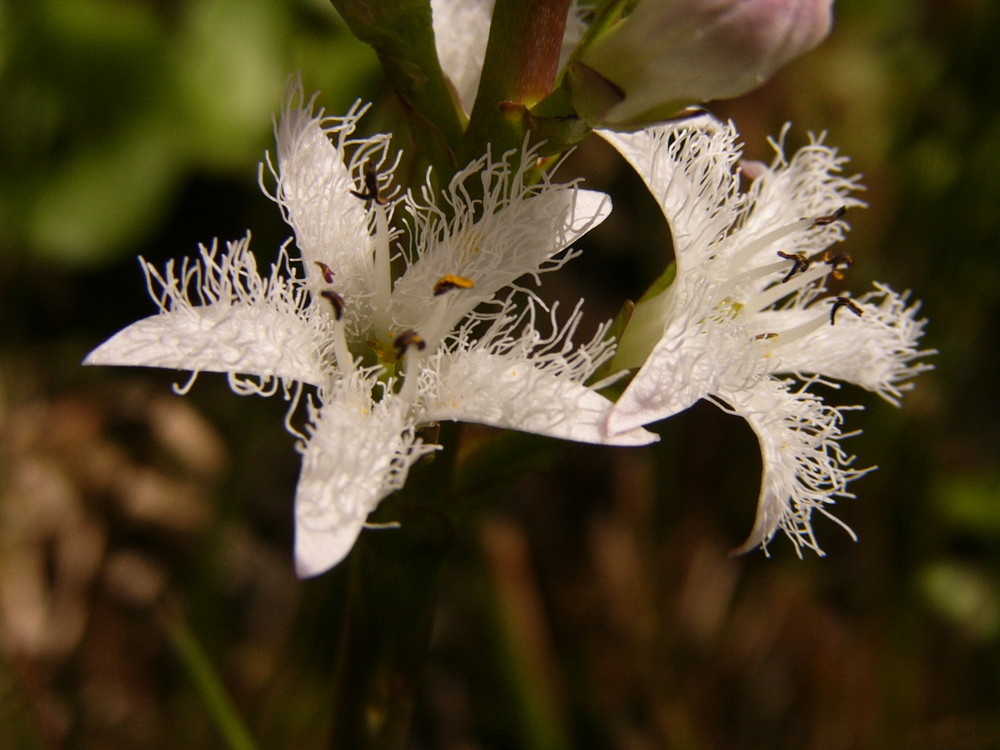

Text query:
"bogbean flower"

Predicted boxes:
[[85, 84, 656, 578], [571, 0, 835, 127], [602, 116, 931, 554]]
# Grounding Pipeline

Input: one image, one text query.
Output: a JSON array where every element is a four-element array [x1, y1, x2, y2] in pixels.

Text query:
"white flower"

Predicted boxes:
[[85, 83, 656, 578], [431, 0, 494, 115], [602, 117, 931, 555], [573, 0, 834, 126]]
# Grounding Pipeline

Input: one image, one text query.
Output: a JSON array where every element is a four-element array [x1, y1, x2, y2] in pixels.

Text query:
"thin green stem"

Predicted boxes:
[[158, 601, 259, 750]]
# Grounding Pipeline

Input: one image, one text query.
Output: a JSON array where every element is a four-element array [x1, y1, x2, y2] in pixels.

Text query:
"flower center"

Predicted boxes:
[[394, 274, 477, 405]]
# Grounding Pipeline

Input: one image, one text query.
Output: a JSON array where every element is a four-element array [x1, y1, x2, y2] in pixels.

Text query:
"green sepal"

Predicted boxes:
[[638, 260, 677, 303], [562, 61, 625, 127], [565, 0, 637, 65], [586, 297, 634, 388], [602, 262, 680, 375], [563, 60, 695, 130], [525, 84, 593, 155]]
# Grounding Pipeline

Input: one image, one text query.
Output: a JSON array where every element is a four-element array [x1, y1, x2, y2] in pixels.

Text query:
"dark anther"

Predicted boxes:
[[394, 329, 426, 353], [314, 261, 335, 284], [433, 274, 475, 296], [829, 296, 863, 325], [777, 251, 811, 283], [753, 332, 778, 341], [349, 167, 387, 205], [320, 290, 345, 320], [812, 206, 847, 226]]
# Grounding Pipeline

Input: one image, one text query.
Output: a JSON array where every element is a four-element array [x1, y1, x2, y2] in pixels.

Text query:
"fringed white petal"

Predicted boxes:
[[83, 307, 326, 386], [608, 323, 715, 435], [83, 236, 328, 387], [719, 378, 868, 556], [293, 372, 438, 577], [746, 129, 864, 232], [268, 80, 397, 326], [608, 274, 761, 435], [391, 148, 611, 341], [600, 120, 744, 273], [754, 284, 934, 405], [424, 349, 657, 445], [732, 132, 864, 278], [421, 300, 656, 445], [294, 513, 366, 580]]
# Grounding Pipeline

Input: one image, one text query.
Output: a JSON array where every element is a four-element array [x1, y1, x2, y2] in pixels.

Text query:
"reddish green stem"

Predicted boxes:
[[462, 0, 572, 164]]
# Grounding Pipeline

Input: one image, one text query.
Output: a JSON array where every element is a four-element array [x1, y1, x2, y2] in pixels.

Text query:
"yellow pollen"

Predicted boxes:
[[434, 274, 476, 296]]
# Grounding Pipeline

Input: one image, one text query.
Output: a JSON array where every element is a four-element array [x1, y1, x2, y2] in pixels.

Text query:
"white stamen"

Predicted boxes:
[[330, 317, 356, 375], [717, 258, 793, 300], [747, 263, 829, 313], [768, 311, 828, 348], [728, 218, 812, 271], [372, 203, 394, 333], [418, 295, 453, 352], [395, 346, 424, 407]]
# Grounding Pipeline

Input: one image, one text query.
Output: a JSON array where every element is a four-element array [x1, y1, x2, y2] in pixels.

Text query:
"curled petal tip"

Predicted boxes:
[[624, 426, 660, 446], [605, 405, 648, 439], [294, 517, 365, 579], [728, 534, 765, 558]]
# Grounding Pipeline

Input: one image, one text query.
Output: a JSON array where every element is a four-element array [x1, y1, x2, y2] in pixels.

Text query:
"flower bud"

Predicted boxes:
[[568, 0, 833, 127]]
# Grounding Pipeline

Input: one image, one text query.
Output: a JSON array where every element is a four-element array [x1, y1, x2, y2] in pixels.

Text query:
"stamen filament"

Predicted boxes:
[[396, 347, 423, 406], [728, 218, 812, 271], [371, 203, 393, 333], [720, 259, 789, 296], [331, 318, 356, 375], [416, 298, 450, 351], [747, 264, 830, 313], [767, 312, 828, 348]]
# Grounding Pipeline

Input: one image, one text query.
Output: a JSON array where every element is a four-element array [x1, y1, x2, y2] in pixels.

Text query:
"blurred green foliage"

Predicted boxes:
[[0, 0, 376, 265]]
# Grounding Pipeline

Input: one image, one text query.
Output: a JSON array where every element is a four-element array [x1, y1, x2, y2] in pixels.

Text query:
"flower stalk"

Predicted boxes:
[[326, 431, 457, 750], [158, 602, 259, 750], [462, 0, 572, 166]]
